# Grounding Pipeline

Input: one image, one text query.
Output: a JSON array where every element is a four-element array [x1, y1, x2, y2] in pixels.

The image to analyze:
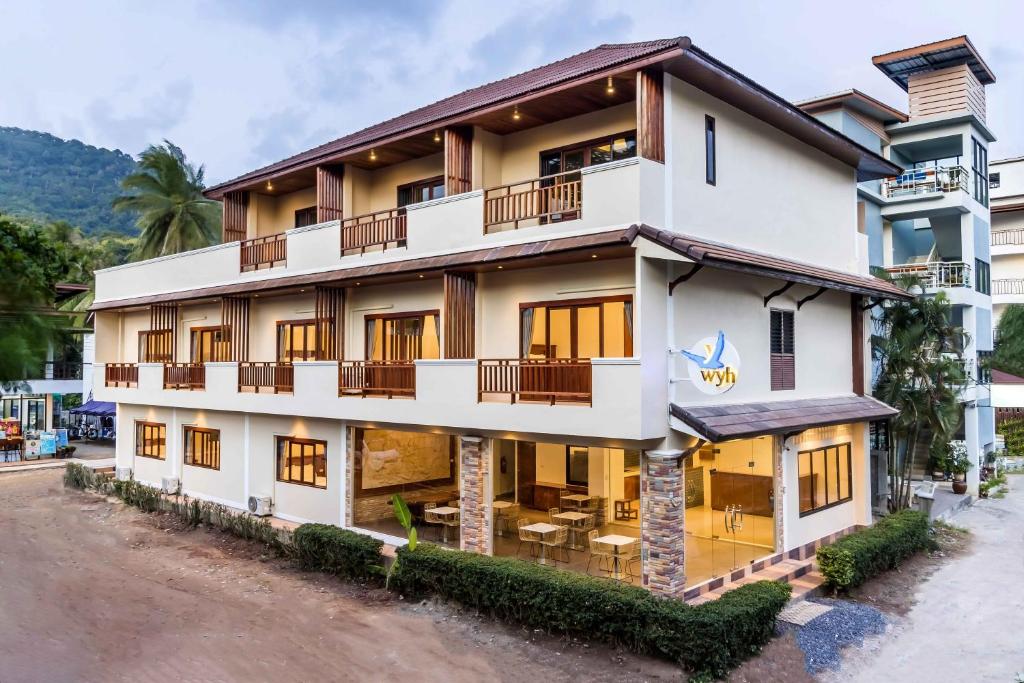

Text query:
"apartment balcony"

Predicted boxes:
[[93, 356, 652, 441], [993, 278, 1024, 306], [885, 260, 972, 289], [93, 158, 657, 305], [15, 361, 84, 395], [880, 165, 974, 220], [991, 228, 1024, 256]]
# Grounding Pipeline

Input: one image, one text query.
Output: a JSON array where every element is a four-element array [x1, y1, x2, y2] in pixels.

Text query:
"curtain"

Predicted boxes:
[[366, 319, 378, 360], [432, 315, 440, 354], [520, 308, 534, 358], [623, 300, 633, 341]]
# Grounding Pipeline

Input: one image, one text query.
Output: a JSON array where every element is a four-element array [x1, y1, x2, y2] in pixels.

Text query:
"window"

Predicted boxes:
[[538, 131, 636, 177], [972, 137, 988, 206], [294, 206, 317, 228], [277, 320, 317, 362], [276, 436, 327, 488], [770, 309, 795, 391], [25, 399, 45, 430], [705, 115, 716, 185], [135, 421, 166, 459], [797, 443, 852, 515], [565, 445, 589, 487], [397, 176, 444, 207], [990, 172, 1001, 189], [365, 311, 440, 361], [183, 426, 220, 470], [190, 326, 228, 363], [519, 296, 633, 358], [975, 259, 991, 294], [138, 330, 173, 363], [977, 350, 993, 385]]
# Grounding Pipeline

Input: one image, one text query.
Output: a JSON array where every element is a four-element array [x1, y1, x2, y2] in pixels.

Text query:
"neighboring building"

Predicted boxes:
[[1, 283, 92, 433], [990, 155, 1024, 324], [991, 369, 1024, 428], [91, 37, 910, 599], [799, 35, 998, 495]]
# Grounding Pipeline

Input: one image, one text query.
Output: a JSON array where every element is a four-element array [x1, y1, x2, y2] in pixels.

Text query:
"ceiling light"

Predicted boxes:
[[433, 130, 441, 143], [591, 254, 598, 259], [512, 105, 521, 121], [266, 181, 274, 191], [418, 274, 424, 278], [497, 265, 504, 270], [605, 76, 615, 95], [369, 149, 377, 161]]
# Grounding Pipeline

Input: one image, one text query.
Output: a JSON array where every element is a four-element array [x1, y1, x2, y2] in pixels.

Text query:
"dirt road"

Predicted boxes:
[[0, 469, 679, 683], [825, 480, 1024, 682]]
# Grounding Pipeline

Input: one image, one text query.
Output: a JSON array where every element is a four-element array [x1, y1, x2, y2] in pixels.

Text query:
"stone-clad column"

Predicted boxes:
[[459, 436, 491, 554], [642, 449, 686, 598]]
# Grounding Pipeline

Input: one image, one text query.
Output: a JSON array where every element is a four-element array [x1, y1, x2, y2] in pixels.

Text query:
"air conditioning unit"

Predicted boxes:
[[115, 467, 133, 481], [161, 477, 180, 494], [248, 495, 272, 516]]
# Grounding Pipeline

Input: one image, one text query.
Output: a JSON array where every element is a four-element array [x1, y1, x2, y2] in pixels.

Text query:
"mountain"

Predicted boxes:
[[0, 127, 139, 235]]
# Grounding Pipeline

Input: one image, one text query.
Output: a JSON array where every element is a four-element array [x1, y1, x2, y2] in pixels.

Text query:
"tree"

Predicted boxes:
[[993, 304, 1024, 378], [113, 141, 221, 259], [873, 282, 967, 511]]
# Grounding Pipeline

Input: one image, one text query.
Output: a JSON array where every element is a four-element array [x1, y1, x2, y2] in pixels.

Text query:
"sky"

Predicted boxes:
[[2, 0, 1022, 184]]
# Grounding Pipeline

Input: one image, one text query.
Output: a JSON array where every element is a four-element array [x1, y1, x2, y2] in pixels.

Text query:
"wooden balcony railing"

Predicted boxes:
[[992, 228, 1024, 246], [238, 362, 294, 394], [881, 165, 969, 199], [104, 363, 138, 388], [163, 362, 205, 390], [240, 233, 287, 272], [340, 208, 407, 254], [483, 170, 582, 233], [885, 261, 972, 288], [35, 361, 83, 380], [478, 358, 592, 405], [338, 360, 416, 398], [993, 279, 1024, 296]]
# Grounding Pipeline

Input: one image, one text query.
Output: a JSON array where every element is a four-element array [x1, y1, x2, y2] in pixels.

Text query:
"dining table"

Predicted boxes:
[[520, 522, 561, 565], [594, 534, 636, 580], [551, 511, 590, 550], [492, 500, 514, 536], [428, 506, 460, 544], [560, 493, 591, 510]]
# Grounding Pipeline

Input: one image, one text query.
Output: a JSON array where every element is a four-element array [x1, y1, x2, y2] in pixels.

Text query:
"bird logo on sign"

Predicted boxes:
[[680, 330, 726, 369]]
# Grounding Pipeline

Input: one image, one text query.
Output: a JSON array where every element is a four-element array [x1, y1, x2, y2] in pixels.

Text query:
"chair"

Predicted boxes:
[[423, 503, 442, 541], [625, 541, 642, 581], [497, 503, 520, 535], [448, 499, 460, 508], [539, 525, 570, 563], [586, 530, 611, 575], [559, 489, 572, 511], [516, 518, 539, 558], [441, 511, 460, 545], [548, 507, 560, 523]]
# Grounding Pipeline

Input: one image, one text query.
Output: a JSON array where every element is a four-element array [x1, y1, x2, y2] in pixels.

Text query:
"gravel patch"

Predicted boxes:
[[786, 598, 887, 674]]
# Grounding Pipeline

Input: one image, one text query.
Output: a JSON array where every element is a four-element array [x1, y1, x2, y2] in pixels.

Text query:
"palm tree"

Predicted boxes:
[[113, 141, 221, 259], [873, 279, 967, 510]]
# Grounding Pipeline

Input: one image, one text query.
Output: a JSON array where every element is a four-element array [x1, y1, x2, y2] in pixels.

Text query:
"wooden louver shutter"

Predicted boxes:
[[770, 309, 795, 391]]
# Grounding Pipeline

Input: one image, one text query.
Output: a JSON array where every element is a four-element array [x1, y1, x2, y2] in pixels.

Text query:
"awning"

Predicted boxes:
[[69, 400, 116, 416], [670, 395, 898, 442]]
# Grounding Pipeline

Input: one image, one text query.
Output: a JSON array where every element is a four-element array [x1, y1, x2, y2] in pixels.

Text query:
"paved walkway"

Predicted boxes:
[[830, 479, 1024, 682]]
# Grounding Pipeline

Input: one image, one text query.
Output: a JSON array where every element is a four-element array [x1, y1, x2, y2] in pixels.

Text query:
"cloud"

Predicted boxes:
[[84, 80, 194, 157]]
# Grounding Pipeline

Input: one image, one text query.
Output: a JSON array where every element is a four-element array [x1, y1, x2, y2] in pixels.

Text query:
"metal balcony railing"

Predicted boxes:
[[992, 228, 1024, 247], [885, 261, 972, 289], [881, 165, 969, 199], [993, 279, 1024, 296]]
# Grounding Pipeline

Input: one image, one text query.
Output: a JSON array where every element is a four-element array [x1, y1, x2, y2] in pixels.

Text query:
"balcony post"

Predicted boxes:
[[220, 296, 250, 362], [636, 68, 664, 164], [459, 436, 491, 555], [443, 271, 476, 359], [642, 449, 686, 598], [444, 126, 473, 197], [223, 190, 248, 243], [316, 164, 345, 224]]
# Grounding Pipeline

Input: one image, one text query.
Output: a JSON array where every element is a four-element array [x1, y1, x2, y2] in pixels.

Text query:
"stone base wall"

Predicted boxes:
[[642, 450, 686, 598], [459, 436, 490, 554]]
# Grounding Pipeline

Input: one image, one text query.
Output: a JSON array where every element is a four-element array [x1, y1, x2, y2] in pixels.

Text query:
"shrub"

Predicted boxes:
[[111, 478, 163, 512], [817, 509, 934, 590], [63, 462, 96, 490], [393, 543, 790, 677], [292, 523, 385, 583]]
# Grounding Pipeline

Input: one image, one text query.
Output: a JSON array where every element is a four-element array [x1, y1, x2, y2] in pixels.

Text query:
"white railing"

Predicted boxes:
[[881, 165, 969, 199], [993, 279, 1024, 296], [992, 229, 1024, 247], [885, 261, 972, 288]]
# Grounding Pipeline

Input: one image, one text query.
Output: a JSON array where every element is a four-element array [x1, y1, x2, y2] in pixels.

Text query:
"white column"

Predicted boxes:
[[964, 404, 981, 495]]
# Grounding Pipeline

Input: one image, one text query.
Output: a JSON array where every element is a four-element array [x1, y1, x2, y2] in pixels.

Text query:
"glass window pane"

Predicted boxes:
[[541, 153, 561, 177], [611, 135, 636, 161], [590, 143, 612, 165], [798, 451, 812, 513], [422, 315, 440, 360], [548, 308, 572, 358], [811, 449, 827, 509], [838, 447, 850, 501], [602, 302, 626, 357], [576, 306, 601, 358], [527, 307, 546, 357]]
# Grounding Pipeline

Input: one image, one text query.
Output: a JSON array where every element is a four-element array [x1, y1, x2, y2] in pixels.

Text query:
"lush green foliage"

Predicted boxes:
[[0, 127, 138, 235], [993, 304, 1024, 378], [292, 523, 385, 583], [394, 543, 790, 677], [113, 141, 221, 259], [63, 462, 101, 490], [817, 510, 934, 590], [873, 283, 967, 510], [998, 417, 1024, 454]]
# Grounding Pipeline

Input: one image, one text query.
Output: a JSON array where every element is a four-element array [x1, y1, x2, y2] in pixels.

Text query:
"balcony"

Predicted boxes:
[[340, 209, 407, 255], [993, 279, 1024, 296], [240, 233, 287, 272], [105, 363, 138, 388], [886, 261, 972, 289], [238, 362, 293, 394], [477, 358, 592, 405], [992, 229, 1024, 247], [163, 362, 205, 390], [34, 361, 83, 381], [483, 171, 582, 234], [881, 165, 968, 199], [338, 360, 416, 398]]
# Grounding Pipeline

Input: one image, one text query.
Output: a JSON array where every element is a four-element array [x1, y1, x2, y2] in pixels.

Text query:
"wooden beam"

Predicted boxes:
[[443, 271, 476, 358], [444, 127, 473, 197], [221, 296, 250, 362], [316, 164, 344, 224], [851, 295, 865, 396], [223, 191, 248, 243], [636, 68, 664, 164], [315, 286, 345, 360]]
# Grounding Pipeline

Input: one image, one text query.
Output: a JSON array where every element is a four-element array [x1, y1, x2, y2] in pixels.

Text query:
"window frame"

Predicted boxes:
[[294, 206, 317, 229], [189, 325, 228, 363], [972, 136, 988, 207], [770, 308, 795, 391], [350, 428, 457, 497], [134, 421, 166, 460], [275, 435, 328, 489], [276, 319, 317, 362], [138, 329, 173, 363], [183, 426, 220, 470], [797, 442, 853, 516], [705, 115, 716, 186], [536, 129, 638, 177], [975, 258, 991, 295], [564, 445, 589, 487], [517, 294, 633, 359], [364, 309, 440, 361], [397, 175, 445, 208]]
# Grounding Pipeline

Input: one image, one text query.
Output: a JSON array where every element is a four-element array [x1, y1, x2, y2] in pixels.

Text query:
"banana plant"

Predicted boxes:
[[391, 493, 417, 551]]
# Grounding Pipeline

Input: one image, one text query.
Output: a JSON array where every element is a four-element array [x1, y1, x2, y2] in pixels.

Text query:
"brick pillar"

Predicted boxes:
[[642, 449, 686, 598], [459, 436, 491, 554]]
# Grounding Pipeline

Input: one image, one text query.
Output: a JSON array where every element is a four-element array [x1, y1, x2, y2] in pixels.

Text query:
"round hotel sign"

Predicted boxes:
[[680, 331, 740, 395]]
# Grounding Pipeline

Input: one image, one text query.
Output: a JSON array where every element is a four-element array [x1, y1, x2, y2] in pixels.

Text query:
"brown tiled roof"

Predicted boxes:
[[631, 225, 912, 300], [671, 395, 898, 442], [993, 369, 1024, 385]]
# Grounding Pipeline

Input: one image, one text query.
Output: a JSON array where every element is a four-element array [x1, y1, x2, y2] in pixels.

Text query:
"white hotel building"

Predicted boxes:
[[92, 37, 912, 599]]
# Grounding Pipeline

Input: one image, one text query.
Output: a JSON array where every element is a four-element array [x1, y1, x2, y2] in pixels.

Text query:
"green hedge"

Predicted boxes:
[[817, 510, 934, 590], [393, 543, 790, 677], [292, 523, 385, 583], [998, 417, 1024, 454]]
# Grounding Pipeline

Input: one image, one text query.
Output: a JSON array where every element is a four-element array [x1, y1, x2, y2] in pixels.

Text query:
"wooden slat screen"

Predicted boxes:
[[220, 295, 250, 362], [149, 303, 178, 363], [316, 164, 345, 224], [223, 191, 248, 243], [636, 68, 664, 164], [851, 295, 864, 396], [443, 271, 476, 359], [315, 286, 345, 361], [444, 126, 473, 196], [770, 309, 795, 391], [908, 64, 986, 122]]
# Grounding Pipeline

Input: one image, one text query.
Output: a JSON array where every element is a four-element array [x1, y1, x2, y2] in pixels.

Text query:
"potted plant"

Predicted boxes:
[[947, 440, 971, 494], [928, 442, 948, 481]]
